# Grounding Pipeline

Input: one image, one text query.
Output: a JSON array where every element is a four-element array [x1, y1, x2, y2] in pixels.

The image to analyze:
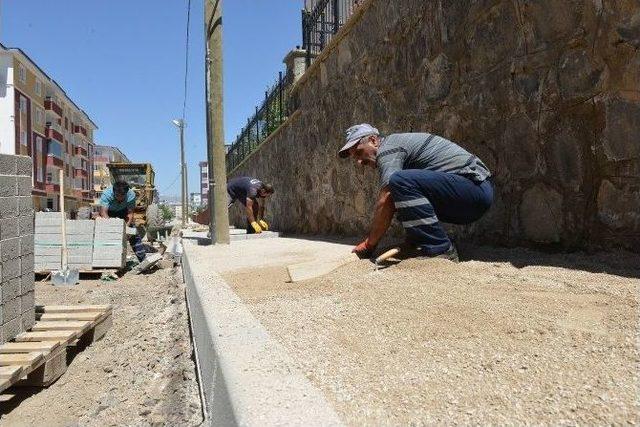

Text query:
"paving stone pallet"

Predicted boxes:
[[0, 304, 113, 393], [34, 214, 127, 272]]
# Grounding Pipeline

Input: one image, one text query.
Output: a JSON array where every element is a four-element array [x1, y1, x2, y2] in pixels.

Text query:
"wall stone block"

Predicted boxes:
[[520, 183, 564, 243]]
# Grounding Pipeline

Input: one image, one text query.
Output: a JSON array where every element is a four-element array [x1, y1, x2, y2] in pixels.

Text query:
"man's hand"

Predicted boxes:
[[250, 221, 263, 234], [258, 219, 269, 231], [352, 238, 376, 258]]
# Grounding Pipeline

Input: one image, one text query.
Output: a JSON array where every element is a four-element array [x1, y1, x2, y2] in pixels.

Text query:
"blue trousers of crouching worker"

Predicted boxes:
[[388, 170, 494, 255]]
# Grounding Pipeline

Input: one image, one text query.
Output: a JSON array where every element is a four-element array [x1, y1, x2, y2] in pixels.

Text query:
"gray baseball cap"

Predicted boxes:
[[338, 123, 379, 158]]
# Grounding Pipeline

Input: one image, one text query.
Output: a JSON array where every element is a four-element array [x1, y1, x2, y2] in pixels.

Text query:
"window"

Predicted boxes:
[[46, 173, 52, 183], [35, 108, 43, 125], [18, 65, 26, 84], [35, 136, 44, 182], [46, 198, 53, 209], [20, 130, 27, 146], [35, 80, 42, 96], [19, 96, 27, 113], [47, 140, 63, 158]]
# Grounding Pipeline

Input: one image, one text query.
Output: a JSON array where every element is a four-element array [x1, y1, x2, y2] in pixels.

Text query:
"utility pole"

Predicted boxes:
[[205, 0, 230, 244], [173, 119, 188, 227]]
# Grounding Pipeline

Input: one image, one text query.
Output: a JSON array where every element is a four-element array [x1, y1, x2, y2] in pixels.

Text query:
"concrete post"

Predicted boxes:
[[283, 48, 309, 83]]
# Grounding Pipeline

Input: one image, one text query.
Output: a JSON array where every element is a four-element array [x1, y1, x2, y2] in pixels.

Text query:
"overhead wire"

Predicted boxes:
[[181, 0, 192, 122], [161, 170, 182, 194]]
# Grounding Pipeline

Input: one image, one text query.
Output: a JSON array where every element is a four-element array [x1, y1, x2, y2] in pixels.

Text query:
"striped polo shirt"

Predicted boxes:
[[376, 133, 491, 188]]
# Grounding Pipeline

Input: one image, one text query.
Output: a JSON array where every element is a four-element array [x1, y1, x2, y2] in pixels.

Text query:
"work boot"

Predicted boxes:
[[398, 242, 459, 262], [431, 244, 459, 262]]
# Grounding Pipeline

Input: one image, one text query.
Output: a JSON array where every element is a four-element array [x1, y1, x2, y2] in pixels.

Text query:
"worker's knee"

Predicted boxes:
[[388, 170, 417, 193]]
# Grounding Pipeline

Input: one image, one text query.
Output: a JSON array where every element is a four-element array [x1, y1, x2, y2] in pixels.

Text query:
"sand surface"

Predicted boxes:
[[219, 238, 640, 425], [0, 267, 202, 427]]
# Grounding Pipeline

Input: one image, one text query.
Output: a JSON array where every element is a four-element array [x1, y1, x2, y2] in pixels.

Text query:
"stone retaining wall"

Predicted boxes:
[[230, 0, 640, 251], [0, 154, 35, 343]]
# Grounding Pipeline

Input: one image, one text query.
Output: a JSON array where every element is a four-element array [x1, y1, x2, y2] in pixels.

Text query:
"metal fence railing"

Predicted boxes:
[[226, 71, 294, 173], [302, 0, 360, 66]]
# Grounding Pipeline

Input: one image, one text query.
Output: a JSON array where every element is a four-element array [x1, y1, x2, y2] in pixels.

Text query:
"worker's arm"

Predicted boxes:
[[257, 199, 269, 230], [245, 198, 257, 223], [99, 206, 109, 218], [245, 198, 262, 233], [126, 209, 135, 226], [353, 186, 395, 256]]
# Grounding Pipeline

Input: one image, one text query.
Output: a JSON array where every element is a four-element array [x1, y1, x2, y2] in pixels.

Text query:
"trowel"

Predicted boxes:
[[374, 247, 401, 271], [52, 169, 79, 286]]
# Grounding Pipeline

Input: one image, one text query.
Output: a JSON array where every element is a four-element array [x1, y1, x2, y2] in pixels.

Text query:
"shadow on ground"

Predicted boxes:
[[283, 233, 640, 280]]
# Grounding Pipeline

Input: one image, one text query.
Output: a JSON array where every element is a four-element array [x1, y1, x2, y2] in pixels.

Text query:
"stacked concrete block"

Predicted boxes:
[[66, 220, 95, 270], [0, 154, 35, 344], [92, 218, 126, 269], [35, 214, 95, 271], [34, 212, 64, 272]]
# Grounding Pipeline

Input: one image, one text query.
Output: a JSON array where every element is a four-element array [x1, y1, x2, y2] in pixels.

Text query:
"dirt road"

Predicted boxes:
[[220, 239, 640, 425], [0, 267, 202, 427]]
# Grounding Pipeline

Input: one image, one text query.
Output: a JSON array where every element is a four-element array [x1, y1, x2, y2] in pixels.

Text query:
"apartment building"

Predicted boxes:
[[199, 161, 209, 206], [0, 43, 96, 213], [93, 145, 131, 200]]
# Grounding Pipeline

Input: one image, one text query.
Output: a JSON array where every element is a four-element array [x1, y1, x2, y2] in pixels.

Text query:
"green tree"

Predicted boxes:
[[159, 204, 174, 221]]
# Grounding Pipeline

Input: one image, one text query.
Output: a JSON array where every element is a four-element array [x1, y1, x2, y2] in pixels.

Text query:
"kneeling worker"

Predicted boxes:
[[339, 124, 494, 261], [227, 177, 274, 234], [99, 181, 146, 261]]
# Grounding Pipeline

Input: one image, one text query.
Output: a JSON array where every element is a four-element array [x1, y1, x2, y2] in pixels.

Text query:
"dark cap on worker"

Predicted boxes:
[[338, 123, 379, 158]]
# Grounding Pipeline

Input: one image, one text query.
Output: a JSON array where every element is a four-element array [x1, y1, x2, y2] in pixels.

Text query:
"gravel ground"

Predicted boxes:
[[220, 240, 640, 425], [0, 267, 202, 427]]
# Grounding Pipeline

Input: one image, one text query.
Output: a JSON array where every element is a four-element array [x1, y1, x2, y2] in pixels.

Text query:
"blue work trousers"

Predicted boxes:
[[388, 170, 494, 255]]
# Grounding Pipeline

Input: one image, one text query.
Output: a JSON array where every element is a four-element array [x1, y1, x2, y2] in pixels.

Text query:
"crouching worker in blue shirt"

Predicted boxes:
[[98, 181, 146, 261]]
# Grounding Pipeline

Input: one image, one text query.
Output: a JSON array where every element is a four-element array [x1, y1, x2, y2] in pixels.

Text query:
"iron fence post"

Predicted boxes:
[[264, 91, 269, 135], [255, 107, 260, 142], [320, 11, 326, 50], [278, 71, 283, 124], [303, 10, 312, 67], [333, 0, 339, 33]]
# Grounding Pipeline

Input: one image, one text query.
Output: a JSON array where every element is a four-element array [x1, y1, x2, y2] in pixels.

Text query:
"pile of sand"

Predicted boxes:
[[224, 244, 639, 424]]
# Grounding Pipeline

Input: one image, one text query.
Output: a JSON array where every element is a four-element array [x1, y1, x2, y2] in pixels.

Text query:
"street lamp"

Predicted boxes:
[[172, 119, 188, 227]]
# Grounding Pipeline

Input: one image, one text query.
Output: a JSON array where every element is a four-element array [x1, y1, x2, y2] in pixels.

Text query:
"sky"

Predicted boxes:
[[0, 0, 302, 197]]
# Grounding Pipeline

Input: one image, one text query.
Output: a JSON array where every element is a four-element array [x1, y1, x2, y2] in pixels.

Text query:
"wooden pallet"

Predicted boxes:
[[36, 268, 119, 276], [0, 304, 113, 393]]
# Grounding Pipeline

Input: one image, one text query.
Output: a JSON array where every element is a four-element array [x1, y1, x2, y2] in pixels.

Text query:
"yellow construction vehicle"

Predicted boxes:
[[105, 163, 164, 238]]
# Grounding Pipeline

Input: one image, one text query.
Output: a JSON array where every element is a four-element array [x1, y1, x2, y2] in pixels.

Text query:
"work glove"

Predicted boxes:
[[258, 219, 269, 231], [352, 238, 376, 258], [250, 221, 263, 234]]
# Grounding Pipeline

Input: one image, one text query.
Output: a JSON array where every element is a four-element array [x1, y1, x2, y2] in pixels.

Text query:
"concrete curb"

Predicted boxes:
[[182, 241, 343, 426]]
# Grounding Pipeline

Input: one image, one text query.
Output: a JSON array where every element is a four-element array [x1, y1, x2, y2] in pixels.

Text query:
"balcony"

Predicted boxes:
[[44, 97, 63, 117], [75, 146, 88, 157], [73, 136, 88, 150], [71, 156, 82, 169], [45, 125, 63, 143], [45, 183, 60, 194], [73, 125, 87, 137], [74, 168, 88, 178], [46, 156, 63, 168]]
